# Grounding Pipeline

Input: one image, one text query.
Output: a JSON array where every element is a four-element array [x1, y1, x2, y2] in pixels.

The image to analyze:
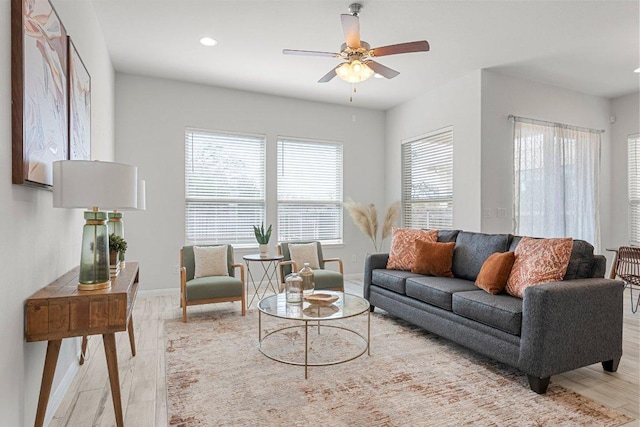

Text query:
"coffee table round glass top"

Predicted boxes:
[[257, 291, 369, 320], [257, 291, 371, 378]]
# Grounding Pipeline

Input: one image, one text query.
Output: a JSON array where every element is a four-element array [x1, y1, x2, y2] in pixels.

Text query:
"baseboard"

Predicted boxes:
[[138, 288, 180, 297], [344, 273, 363, 282], [45, 356, 80, 426], [138, 277, 362, 297]]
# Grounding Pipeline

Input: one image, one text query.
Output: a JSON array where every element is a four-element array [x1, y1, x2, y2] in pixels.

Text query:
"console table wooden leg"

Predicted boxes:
[[79, 336, 88, 365], [35, 339, 62, 427], [103, 333, 124, 427], [128, 315, 136, 357]]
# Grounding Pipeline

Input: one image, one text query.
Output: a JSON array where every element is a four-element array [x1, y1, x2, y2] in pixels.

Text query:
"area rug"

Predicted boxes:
[[164, 309, 632, 426]]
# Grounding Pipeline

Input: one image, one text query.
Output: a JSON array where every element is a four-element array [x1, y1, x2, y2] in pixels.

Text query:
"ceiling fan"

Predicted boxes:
[[283, 3, 430, 84]]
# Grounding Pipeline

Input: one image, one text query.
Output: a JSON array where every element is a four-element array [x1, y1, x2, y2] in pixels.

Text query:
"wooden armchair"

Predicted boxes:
[[277, 241, 344, 292], [614, 246, 640, 313], [180, 245, 246, 322]]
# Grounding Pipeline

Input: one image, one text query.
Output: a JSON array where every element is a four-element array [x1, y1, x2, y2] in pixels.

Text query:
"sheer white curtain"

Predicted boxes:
[[513, 117, 601, 252]]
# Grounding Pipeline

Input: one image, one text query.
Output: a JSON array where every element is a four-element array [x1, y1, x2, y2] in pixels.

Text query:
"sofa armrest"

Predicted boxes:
[[363, 253, 389, 300], [518, 278, 624, 378]]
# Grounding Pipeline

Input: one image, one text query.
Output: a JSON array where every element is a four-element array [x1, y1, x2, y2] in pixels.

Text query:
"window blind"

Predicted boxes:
[[185, 129, 265, 244], [629, 133, 640, 245], [401, 127, 454, 229], [277, 138, 343, 243]]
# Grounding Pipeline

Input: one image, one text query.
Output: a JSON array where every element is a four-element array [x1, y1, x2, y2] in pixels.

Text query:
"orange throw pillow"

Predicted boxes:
[[387, 228, 438, 271], [505, 237, 573, 298], [411, 240, 455, 277], [475, 252, 516, 295]]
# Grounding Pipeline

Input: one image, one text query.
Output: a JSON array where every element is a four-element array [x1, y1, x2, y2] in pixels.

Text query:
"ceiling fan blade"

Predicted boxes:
[[282, 49, 340, 58], [370, 40, 430, 57], [341, 14, 360, 49], [318, 68, 337, 83], [365, 60, 400, 79]]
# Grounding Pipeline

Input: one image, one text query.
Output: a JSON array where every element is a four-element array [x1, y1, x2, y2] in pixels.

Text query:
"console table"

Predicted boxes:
[[25, 262, 139, 427]]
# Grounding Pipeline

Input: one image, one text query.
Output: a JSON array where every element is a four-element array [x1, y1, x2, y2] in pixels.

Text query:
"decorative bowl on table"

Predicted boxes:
[[303, 293, 339, 306]]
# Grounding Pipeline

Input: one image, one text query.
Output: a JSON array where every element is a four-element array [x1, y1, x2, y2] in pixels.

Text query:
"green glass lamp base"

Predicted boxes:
[[78, 280, 111, 291], [79, 210, 111, 290]]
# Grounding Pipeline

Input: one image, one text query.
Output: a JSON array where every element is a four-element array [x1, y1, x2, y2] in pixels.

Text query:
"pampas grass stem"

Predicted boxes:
[[344, 198, 400, 252]]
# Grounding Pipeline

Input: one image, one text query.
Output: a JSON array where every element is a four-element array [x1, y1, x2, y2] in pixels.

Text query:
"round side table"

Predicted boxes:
[[243, 254, 284, 308]]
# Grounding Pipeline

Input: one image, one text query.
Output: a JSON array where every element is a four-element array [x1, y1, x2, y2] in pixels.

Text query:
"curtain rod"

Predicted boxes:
[[508, 115, 605, 134]]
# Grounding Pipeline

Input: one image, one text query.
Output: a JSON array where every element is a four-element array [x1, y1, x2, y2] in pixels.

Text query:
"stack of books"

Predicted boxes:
[[110, 260, 120, 278]]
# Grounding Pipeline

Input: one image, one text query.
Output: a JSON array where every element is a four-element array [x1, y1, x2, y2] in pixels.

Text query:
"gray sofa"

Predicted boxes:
[[363, 230, 624, 393]]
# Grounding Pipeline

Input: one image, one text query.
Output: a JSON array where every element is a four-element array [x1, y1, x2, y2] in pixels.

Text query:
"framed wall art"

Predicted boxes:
[[12, 0, 69, 187], [68, 37, 91, 161]]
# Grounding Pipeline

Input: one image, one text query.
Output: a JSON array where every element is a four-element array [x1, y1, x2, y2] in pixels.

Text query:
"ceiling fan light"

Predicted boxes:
[[336, 60, 374, 83], [337, 63, 350, 77]]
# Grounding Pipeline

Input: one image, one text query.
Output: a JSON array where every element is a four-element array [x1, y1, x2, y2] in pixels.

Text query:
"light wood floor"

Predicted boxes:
[[51, 280, 639, 427]]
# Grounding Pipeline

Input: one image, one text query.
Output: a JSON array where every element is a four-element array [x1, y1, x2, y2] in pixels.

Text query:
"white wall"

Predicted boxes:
[[114, 73, 386, 291], [385, 71, 483, 231], [0, 1, 114, 425], [480, 70, 612, 254], [610, 92, 640, 247]]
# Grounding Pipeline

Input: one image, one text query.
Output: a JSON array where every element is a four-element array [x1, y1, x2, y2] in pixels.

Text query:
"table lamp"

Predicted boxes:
[[107, 179, 146, 266], [53, 160, 138, 291]]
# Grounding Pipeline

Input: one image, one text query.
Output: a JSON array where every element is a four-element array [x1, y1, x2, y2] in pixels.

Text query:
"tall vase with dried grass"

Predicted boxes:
[[344, 198, 400, 252]]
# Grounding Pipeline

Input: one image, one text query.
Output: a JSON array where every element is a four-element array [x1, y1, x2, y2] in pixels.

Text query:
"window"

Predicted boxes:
[[628, 133, 640, 245], [512, 116, 601, 250], [401, 127, 454, 229], [277, 138, 343, 243], [185, 128, 265, 245]]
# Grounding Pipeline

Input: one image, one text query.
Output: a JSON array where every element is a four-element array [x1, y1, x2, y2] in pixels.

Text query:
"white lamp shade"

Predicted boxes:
[[137, 179, 146, 211], [53, 160, 138, 210]]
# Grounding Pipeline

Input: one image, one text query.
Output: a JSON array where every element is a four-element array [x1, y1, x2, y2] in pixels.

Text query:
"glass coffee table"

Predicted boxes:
[[257, 291, 370, 378]]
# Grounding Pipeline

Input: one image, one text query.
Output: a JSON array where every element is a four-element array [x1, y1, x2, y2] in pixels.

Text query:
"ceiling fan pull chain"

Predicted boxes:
[[349, 83, 357, 102]]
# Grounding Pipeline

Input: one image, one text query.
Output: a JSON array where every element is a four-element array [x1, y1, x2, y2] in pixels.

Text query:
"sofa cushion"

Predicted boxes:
[[312, 269, 344, 291], [452, 290, 523, 336], [475, 251, 516, 295], [289, 242, 320, 269], [563, 240, 595, 280], [412, 240, 455, 277], [451, 232, 511, 281], [436, 229, 461, 243], [186, 276, 242, 301], [372, 269, 422, 295], [509, 236, 595, 280], [387, 228, 438, 271], [193, 245, 229, 278], [506, 237, 573, 298], [405, 276, 479, 311]]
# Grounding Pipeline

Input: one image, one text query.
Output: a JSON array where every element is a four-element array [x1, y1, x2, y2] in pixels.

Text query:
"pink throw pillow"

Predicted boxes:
[[386, 228, 438, 271], [505, 237, 573, 298]]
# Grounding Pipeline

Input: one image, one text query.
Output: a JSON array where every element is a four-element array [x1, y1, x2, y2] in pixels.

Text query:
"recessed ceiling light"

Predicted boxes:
[[200, 37, 217, 47], [635, 67, 640, 73]]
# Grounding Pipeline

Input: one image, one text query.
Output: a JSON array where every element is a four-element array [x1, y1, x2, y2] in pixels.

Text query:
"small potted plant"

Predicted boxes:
[[253, 222, 272, 256], [109, 233, 128, 268]]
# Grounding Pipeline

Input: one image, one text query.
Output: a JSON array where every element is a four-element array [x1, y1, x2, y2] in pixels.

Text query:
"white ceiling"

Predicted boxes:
[[91, 0, 640, 111]]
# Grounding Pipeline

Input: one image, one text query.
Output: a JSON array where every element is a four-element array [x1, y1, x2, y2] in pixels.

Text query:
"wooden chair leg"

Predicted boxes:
[[79, 336, 88, 365], [127, 315, 136, 357], [182, 303, 187, 323]]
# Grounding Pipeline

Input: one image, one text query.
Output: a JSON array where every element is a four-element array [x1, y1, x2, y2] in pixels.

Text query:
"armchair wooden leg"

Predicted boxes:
[[182, 302, 187, 323]]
